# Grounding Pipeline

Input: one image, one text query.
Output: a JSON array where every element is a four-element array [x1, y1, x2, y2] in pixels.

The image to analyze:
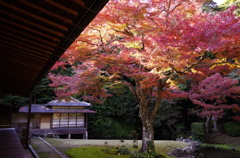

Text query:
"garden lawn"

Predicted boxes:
[[44, 138, 189, 158], [66, 146, 131, 158]]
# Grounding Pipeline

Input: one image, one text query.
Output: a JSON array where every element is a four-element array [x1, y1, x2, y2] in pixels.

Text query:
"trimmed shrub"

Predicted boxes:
[[191, 122, 205, 141], [116, 146, 130, 155], [223, 122, 240, 137]]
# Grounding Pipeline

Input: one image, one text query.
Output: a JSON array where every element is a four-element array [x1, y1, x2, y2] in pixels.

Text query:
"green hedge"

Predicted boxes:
[[191, 122, 205, 141], [223, 122, 240, 137]]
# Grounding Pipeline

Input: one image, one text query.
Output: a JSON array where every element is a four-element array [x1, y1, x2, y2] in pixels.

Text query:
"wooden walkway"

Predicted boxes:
[[0, 128, 27, 158], [31, 137, 68, 158]]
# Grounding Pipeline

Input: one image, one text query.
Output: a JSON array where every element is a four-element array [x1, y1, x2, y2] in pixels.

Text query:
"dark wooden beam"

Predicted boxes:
[[25, 92, 33, 148]]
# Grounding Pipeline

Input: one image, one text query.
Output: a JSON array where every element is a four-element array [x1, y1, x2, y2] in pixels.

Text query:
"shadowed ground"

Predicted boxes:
[[207, 132, 240, 146]]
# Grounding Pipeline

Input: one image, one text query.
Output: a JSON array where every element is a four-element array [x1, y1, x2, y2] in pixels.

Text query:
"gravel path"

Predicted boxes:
[[30, 137, 64, 158]]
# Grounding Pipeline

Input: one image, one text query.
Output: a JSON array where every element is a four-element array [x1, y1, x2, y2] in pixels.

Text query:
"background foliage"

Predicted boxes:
[[88, 84, 140, 139]]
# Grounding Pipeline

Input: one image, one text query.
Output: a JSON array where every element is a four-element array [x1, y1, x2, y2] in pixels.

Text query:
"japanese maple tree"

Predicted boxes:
[[189, 73, 240, 132], [49, 0, 240, 151]]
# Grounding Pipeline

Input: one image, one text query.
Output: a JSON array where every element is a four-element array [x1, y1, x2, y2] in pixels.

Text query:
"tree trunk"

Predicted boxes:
[[140, 114, 154, 152], [139, 103, 154, 152], [135, 80, 163, 152], [205, 116, 211, 133]]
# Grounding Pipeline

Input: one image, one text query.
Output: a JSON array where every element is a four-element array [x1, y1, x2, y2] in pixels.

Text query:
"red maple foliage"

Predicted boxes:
[[49, 0, 240, 151], [189, 73, 240, 132]]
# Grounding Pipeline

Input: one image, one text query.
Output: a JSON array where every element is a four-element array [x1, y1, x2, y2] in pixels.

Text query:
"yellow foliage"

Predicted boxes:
[[210, 63, 240, 70], [191, 68, 203, 74], [125, 41, 142, 49]]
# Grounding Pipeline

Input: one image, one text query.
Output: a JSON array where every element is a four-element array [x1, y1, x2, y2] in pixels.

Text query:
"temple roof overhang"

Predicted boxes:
[[19, 104, 96, 113], [0, 0, 109, 97]]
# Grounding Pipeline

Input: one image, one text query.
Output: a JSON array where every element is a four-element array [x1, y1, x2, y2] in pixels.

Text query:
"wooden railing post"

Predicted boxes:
[[24, 92, 32, 148]]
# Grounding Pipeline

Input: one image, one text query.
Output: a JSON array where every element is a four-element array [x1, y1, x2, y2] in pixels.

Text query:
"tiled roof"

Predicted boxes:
[[45, 97, 91, 106], [19, 104, 96, 113]]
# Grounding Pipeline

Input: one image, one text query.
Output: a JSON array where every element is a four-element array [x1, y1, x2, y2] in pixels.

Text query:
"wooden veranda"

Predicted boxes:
[[0, 0, 109, 157], [0, 128, 27, 158]]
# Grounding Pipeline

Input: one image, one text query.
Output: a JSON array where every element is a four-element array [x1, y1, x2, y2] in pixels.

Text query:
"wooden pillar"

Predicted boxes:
[[10, 106, 13, 127], [24, 92, 32, 148], [84, 131, 88, 139], [85, 114, 88, 129], [85, 114, 88, 139]]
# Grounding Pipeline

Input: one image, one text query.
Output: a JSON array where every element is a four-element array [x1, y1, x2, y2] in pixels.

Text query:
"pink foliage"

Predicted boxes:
[[49, 0, 240, 106], [50, 61, 68, 71], [189, 73, 240, 119]]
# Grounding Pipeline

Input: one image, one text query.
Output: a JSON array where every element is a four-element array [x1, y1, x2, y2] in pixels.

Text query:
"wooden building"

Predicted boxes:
[[14, 97, 95, 139]]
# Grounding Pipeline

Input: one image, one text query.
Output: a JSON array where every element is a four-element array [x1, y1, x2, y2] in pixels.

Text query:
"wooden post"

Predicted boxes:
[[84, 131, 88, 139], [85, 114, 88, 139], [85, 114, 88, 129], [25, 92, 32, 148], [10, 106, 13, 127]]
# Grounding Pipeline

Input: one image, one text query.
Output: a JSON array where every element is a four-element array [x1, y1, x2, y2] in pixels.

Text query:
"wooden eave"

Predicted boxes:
[[0, 0, 109, 97]]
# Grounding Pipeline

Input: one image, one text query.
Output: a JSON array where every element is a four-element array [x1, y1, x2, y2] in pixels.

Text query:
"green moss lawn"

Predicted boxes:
[[43, 138, 189, 158]]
